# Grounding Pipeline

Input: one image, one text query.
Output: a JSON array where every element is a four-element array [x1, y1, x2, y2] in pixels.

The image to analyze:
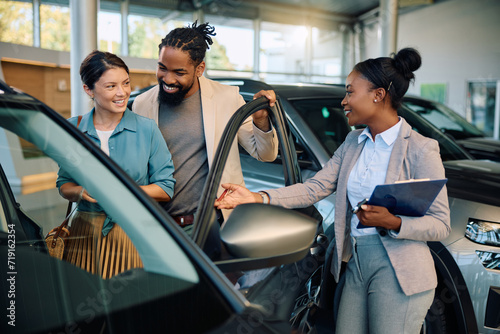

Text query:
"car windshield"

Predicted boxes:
[[398, 105, 473, 161], [288, 98, 351, 156], [403, 98, 484, 140], [0, 88, 246, 333]]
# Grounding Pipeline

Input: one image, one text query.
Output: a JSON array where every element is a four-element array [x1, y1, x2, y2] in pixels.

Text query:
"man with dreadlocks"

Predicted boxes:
[[132, 21, 278, 259]]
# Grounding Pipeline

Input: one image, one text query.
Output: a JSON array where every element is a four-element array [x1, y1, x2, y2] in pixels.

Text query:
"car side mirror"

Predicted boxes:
[[215, 203, 318, 272]]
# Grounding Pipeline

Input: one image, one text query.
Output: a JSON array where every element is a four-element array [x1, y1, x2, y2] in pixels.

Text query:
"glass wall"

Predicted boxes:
[[204, 16, 254, 77], [467, 80, 500, 138], [40, 3, 70, 51], [0, 0, 33, 46], [259, 21, 307, 82], [0, 1, 344, 84], [311, 27, 342, 84], [98, 11, 121, 54], [128, 15, 191, 59]]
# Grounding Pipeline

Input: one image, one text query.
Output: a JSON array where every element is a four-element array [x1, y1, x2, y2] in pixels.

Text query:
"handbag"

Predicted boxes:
[[45, 115, 83, 259], [45, 202, 73, 259]]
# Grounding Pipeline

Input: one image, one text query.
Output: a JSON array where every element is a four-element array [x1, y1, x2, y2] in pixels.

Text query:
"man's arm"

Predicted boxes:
[[238, 90, 279, 162]]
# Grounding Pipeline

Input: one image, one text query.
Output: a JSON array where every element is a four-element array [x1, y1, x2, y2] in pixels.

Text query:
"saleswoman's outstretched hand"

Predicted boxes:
[[214, 183, 260, 209]]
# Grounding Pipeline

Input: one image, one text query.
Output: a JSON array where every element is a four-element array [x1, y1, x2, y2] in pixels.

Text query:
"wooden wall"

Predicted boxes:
[[1, 59, 156, 119]]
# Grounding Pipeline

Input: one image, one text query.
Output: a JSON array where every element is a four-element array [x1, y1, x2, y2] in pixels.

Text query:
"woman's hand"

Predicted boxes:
[[214, 183, 261, 209], [59, 182, 97, 203], [356, 204, 402, 231], [80, 188, 97, 203]]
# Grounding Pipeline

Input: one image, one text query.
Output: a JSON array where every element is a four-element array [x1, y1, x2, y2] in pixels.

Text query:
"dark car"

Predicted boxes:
[[127, 78, 500, 333], [209, 78, 500, 334], [0, 80, 324, 333], [403, 95, 500, 162]]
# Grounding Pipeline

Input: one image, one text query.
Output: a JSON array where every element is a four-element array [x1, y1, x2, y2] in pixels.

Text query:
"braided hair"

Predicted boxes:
[[353, 47, 422, 109], [159, 21, 216, 66]]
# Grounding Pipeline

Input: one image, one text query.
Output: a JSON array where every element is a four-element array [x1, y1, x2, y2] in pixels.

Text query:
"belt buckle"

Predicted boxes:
[[174, 214, 193, 227]]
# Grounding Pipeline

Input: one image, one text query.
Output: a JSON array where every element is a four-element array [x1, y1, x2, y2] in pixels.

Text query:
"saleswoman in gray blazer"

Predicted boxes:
[[215, 47, 451, 334]]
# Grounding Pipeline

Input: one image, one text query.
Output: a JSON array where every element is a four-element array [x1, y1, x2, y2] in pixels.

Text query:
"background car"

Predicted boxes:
[[209, 78, 500, 334], [403, 95, 500, 162], [0, 80, 323, 333]]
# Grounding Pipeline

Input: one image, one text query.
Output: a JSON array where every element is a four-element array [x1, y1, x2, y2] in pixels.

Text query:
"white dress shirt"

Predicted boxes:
[[347, 118, 402, 236]]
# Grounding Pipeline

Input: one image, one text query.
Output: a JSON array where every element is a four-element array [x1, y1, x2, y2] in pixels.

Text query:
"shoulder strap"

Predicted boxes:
[[77, 115, 82, 128], [50, 207, 72, 246]]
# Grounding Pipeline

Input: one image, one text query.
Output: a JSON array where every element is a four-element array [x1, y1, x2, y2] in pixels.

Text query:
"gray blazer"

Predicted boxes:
[[266, 118, 451, 296]]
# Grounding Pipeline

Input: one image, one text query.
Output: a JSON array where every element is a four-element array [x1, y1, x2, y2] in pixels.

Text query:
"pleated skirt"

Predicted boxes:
[[63, 211, 143, 279]]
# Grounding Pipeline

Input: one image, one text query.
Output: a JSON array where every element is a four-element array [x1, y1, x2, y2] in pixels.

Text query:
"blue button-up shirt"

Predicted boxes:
[[57, 108, 176, 234], [347, 118, 402, 236]]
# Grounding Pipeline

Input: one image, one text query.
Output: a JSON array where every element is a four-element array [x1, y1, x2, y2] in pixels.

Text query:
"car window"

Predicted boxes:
[[405, 101, 460, 130], [288, 98, 350, 156], [238, 117, 334, 232], [0, 92, 240, 333], [397, 105, 473, 161], [292, 129, 320, 170], [404, 99, 484, 139], [239, 126, 320, 192], [239, 144, 286, 191]]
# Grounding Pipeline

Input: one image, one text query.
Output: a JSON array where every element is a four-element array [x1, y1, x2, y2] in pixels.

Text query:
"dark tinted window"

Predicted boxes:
[[398, 106, 473, 161], [289, 98, 350, 156], [404, 98, 484, 140]]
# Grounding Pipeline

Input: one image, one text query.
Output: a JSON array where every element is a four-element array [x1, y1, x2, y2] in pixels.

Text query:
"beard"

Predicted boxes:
[[157, 77, 195, 107]]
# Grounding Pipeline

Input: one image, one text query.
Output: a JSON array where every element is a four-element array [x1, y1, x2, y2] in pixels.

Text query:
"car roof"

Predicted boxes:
[[270, 83, 345, 100], [211, 78, 345, 99], [403, 95, 437, 103], [402, 95, 458, 111], [211, 78, 272, 95]]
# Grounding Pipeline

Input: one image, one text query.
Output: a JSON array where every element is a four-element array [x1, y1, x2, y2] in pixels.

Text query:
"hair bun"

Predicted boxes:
[[393, 47, 422, 81]]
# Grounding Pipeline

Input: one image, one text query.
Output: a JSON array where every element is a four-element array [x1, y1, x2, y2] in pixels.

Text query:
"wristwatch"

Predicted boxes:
[[258, 191, 269, 204]]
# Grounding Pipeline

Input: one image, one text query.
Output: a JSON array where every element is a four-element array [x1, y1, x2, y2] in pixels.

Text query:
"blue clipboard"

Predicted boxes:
[[357, 178, 447, 229]]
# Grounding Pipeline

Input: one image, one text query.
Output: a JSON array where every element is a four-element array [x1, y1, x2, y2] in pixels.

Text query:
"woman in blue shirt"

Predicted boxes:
[[215, 48, 450, 333], [57, 50, 175, 279]]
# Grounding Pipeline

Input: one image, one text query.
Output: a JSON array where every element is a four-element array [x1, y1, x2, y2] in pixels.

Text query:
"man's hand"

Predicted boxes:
[[253, 89, 276, 107], [252, 90, 276, 132]]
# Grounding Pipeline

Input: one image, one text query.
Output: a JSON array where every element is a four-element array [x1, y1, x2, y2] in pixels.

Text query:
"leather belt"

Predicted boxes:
[[172, 214, 194, 227]]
